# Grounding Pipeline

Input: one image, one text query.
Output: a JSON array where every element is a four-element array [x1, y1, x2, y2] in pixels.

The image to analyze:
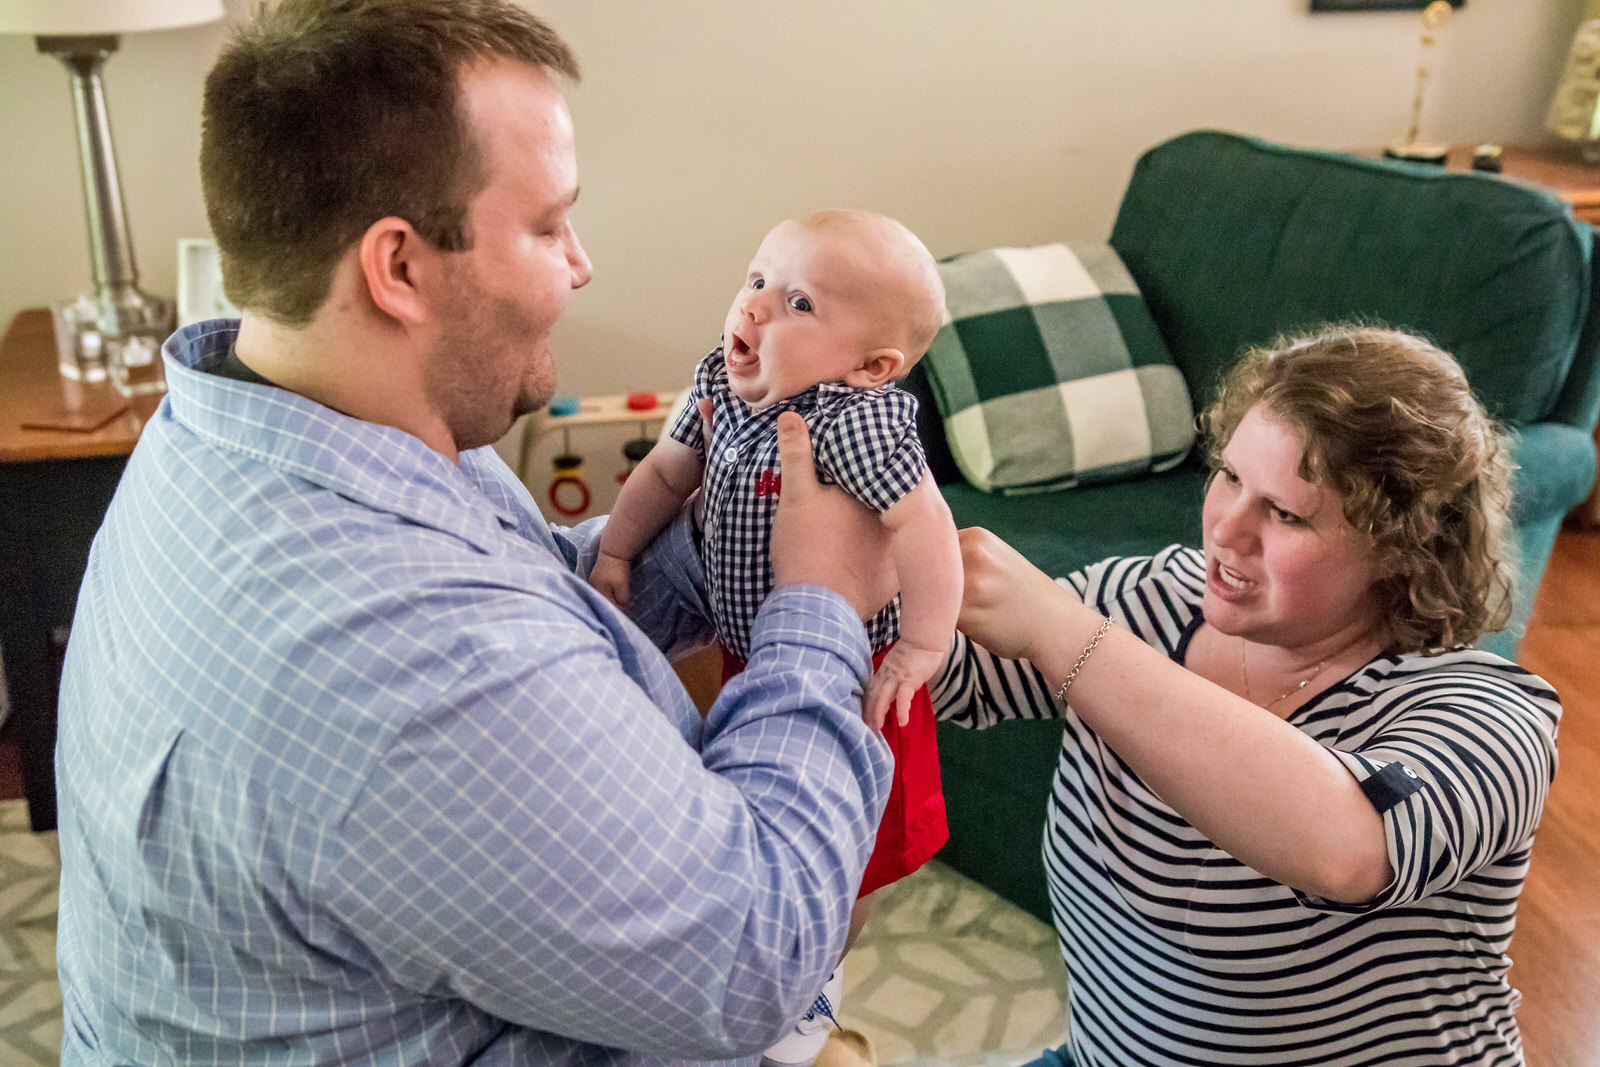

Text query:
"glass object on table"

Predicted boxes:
[[50, 295, 108, 383], [107, 328, 168, 397]]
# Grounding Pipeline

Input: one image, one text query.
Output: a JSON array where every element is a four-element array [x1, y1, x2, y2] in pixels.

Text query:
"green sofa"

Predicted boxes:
[[907, 130, 1600, 924]]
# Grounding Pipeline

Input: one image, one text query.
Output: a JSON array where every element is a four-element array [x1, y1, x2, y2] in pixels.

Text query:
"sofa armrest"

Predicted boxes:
[[1509, 421, 1598, 524]]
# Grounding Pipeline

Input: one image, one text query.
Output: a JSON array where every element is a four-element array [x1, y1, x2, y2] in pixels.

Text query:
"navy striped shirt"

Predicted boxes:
[[931, 546, 1561, 1066]]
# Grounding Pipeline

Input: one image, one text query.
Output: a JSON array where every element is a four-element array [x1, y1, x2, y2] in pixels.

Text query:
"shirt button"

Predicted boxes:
[[722, 446, 739, 464]]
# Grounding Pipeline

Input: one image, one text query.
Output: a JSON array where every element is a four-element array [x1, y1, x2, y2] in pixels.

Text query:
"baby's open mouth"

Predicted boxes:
[[726, 333, 757, 369]]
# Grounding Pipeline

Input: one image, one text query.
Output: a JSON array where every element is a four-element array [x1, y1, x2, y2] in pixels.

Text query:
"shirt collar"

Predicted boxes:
[[161, 320, 520, 554]]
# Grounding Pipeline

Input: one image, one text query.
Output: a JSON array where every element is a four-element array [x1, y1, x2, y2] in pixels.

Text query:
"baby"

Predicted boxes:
[[593, 208, 959, 728], [591, 209, 959, 1063]]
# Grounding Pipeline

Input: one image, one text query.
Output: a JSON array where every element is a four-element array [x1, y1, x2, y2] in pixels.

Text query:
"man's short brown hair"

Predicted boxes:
[[201, 0, 579, 325]]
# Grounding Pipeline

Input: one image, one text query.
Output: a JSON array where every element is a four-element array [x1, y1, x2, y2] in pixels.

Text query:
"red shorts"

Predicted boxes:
[[721, 645, 948, 898]]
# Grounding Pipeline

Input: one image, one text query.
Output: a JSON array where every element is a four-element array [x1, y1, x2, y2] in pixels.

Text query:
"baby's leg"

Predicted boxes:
[[844, 891, 876, 955]]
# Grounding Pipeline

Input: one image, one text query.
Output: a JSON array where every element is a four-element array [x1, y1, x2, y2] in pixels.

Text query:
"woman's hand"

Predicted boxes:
[[956, 527, 1075, 661]]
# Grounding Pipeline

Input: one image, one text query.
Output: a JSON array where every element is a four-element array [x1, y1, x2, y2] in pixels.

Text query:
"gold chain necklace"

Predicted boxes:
[[1240, 641, 1327, 709]]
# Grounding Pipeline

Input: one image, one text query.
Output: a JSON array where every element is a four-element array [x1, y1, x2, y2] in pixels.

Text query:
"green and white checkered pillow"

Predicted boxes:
[[923, 242, 1195, 495]]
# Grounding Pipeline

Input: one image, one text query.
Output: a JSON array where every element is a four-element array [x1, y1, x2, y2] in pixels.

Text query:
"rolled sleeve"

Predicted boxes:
[[1294, 680, 1558, 915]]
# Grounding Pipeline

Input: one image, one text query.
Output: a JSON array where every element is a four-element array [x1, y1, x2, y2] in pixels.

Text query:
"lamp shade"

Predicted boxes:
[[0, 0, 224, 35]]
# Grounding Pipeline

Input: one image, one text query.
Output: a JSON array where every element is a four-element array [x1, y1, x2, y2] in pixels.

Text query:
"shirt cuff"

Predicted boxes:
[[748, 584, 873, 685]]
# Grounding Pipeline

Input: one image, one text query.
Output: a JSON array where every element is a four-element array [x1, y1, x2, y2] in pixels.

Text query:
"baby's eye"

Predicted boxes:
[[749, 277, 765, 290], [789, 295, 813, 313]]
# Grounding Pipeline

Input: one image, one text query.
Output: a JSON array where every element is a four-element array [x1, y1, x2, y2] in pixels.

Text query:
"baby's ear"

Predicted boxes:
[[845, 347, 906, 389]]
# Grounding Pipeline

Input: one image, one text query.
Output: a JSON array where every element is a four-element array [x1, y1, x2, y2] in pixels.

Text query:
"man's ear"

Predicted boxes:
[[357, 216, 436, 326], [844, 347, 906, 389]]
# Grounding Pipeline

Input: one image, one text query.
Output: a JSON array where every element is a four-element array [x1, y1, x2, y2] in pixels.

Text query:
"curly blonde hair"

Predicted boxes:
[[1202, 325, 1516, 654]]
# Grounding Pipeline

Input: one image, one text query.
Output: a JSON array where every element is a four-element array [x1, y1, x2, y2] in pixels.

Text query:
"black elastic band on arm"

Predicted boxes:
[[1359, 761, 1426, 813]]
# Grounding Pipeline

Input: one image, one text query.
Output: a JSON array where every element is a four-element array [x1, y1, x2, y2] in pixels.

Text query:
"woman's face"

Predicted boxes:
[[1201, 405, 1386, 651]]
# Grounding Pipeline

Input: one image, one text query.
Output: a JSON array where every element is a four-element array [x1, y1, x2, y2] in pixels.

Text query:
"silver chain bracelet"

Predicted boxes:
[[1054, 617, 1113, 704]]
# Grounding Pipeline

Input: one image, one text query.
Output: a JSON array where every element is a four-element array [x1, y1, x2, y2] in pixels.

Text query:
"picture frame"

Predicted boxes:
[[1310, 0, 1463, 10]]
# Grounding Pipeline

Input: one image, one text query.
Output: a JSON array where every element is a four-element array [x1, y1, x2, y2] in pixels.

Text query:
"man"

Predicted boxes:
[[54, 2, 895, 1063]]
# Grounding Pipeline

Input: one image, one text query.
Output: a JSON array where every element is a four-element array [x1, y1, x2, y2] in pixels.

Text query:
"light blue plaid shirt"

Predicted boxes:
[[56, 320, 892, 1066]]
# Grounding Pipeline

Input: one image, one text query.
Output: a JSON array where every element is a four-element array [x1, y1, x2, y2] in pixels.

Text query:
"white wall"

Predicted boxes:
[[0, 0, 1585, 405]]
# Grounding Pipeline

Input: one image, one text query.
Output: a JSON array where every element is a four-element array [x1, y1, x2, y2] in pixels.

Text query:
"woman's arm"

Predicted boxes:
[[957, 528, 1394, 904]]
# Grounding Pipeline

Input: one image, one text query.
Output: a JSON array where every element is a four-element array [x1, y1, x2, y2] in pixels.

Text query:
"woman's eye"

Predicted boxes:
[[789, 295, 813, 313], [1272, 506, 1303, 525], [1219, 467, 1240, 485]]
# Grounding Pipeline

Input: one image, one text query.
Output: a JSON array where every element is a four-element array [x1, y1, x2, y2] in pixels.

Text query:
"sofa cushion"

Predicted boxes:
[[1110, 130, 1593, 426], [940, 454, 1208, 577], [923, 243, 1195, 494]]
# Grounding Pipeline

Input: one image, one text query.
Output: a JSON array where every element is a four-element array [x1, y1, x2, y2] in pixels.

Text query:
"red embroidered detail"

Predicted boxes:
[[754, 470, 782, 498]]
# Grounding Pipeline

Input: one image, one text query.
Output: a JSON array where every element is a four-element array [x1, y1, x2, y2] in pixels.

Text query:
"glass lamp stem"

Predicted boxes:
[[36, 34, 170, 339]]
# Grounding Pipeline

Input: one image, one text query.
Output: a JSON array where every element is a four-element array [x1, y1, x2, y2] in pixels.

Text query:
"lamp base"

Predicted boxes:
[[102, 289, 174, 396], [1383, 142, 1450, 166]]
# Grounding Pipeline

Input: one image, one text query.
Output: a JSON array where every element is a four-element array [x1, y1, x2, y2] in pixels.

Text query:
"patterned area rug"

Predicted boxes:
[[844, 860, 1070, 1064], [0, 798, 1066, 1065], [0, 800, 61, 1067]]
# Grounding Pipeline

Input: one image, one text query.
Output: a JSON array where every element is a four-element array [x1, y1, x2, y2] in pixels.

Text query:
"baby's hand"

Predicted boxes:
[[591, 551, 633, 610], [863, 642, 946, 731]]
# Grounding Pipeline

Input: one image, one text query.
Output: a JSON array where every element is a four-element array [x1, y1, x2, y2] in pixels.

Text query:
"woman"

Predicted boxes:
[[933, 326, 1561, 1066]]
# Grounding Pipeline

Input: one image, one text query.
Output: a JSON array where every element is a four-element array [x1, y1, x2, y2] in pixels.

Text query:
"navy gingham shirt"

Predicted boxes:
[[55, 321, 892, 1067], [669, 348, 926, 662]]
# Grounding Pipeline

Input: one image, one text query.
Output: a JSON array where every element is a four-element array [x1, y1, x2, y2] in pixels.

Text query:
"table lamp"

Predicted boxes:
[[1383, 0, 1455, 166], [0, 0, 225, 393]]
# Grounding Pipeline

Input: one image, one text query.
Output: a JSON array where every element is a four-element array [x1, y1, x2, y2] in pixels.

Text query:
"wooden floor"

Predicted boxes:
[[1508, 523, 1600, 1067], [2, 525, 1598, 1064]]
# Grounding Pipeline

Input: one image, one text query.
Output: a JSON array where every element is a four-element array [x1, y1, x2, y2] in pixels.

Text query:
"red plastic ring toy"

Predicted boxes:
[[549, 475, 591, 517]]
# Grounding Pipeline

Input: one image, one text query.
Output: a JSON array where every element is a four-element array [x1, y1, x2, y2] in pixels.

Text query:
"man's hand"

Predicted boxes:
[[770, 412, 896, 622], [590, 551, 632, 609]]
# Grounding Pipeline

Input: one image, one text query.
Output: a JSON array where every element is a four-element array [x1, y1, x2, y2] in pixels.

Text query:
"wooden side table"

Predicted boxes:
[[1453, 143, 1600, 225], [0, 308, 161, 831]]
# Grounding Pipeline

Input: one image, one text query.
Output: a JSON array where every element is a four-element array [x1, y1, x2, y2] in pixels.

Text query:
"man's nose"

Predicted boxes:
[[568, 228, 593, 289]]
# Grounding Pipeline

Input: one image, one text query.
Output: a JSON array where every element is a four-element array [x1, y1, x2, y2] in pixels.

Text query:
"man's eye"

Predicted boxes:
[[789, 295, 813, 313]]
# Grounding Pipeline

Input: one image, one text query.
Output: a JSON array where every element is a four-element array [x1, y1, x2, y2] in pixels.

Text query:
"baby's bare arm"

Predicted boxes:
[[599, 438, 705, 562], [881, 474, 961, 653], [864, 474, 962, 728], [593, 438, 705, 607]]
